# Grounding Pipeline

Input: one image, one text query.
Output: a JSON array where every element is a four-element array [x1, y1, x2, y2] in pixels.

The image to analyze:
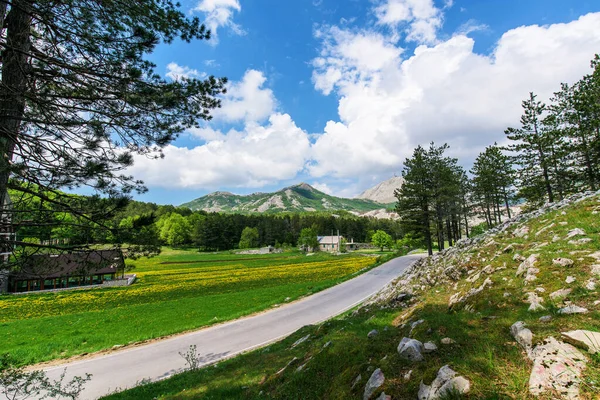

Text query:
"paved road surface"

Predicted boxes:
[[41, 255, 420, 399]]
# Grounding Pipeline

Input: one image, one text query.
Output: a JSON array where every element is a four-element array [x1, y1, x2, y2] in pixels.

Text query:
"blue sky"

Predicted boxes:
[[126, 0, 600, 205]]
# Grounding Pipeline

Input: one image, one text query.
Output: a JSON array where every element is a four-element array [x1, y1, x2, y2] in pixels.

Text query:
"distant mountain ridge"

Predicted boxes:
[[180, 183, 394, 215], [356, 176, 404, 204]]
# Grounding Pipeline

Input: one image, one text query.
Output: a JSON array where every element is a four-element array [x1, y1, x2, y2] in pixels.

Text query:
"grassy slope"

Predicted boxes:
[[106, 194, 600, 400], [0, 249, 382, 366]]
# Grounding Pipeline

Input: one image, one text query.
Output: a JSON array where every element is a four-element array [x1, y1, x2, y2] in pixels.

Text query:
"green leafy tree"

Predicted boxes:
[[371, 230, 393, 252], [298, 227, 319, 252], [0, 1, 226, 266], [238, 227, 259, 249], [156, 213, 191, 247]]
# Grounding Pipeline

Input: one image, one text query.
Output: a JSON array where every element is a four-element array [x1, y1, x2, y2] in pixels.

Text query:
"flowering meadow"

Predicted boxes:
[[0, 249, 378, 364]]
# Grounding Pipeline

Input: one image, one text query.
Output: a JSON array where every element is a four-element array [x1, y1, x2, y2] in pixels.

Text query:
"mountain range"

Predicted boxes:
[[180, 178, 404, 217]]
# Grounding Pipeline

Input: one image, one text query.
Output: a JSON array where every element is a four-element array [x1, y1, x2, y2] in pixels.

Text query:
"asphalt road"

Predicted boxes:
[[40, 254, 421, 399]]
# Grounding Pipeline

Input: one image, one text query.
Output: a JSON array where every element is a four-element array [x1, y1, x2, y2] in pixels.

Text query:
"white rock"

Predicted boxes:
[[291, 334, 310, 348], [553, 258, 574, 267], [535, 287, 546, 293], [559, 221, 568, 226], [419, 365, 470, 400], [510, 321, 533, 354], [363, 368, 385, 400], [549, 288, 572, 300], [561, 330, 600, 354], [552, 235, 561, 242], [503, 292, 511, 298], [539, 315, 552, 323], [513, 253, 526, 262], [368, 329, 379, 339], [586, 280, 597, 291], [397, 337, 425, 362], [403, 370, 412, 381], [536, 223, 555, 236], [527, 292, 545, 312], [566, 228, 586, 239], [441, 337, 456, 345], [516, 254, 539, 277], [566, 276, 576, 284], [529, 337, 587, 399], [514, 225, 530, 238], [568, 238, 592, 245], [558, 305, 589, 314], [423, 342, 438, 353]]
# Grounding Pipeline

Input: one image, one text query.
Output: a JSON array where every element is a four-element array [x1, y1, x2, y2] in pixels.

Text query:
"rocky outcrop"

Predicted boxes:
[[397, 338, 425, 362], [418, 365, 470, 400], [561, 330, 600, 354]]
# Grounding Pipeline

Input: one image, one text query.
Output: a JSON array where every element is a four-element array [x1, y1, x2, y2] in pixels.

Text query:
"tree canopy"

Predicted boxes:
[[0, 0, 226, 265]]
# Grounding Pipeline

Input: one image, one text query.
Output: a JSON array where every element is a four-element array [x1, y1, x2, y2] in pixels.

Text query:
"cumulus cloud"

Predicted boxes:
[[309, 12, 600, 183], [212, 69, 276, 123], [165, 62, 205, 81], [194, 0, 245, 41], [374, 0, 444, 44], [129, 114, 310, 189]]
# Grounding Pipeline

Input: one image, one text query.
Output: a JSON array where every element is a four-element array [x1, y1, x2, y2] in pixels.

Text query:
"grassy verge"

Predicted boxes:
[[0, 249, 387, 366], [105, 195, 600, 399]]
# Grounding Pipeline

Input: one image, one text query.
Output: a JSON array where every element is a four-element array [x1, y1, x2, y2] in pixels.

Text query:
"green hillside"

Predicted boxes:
[[107, 192, 600, 400], [180, 183, 393, 214]]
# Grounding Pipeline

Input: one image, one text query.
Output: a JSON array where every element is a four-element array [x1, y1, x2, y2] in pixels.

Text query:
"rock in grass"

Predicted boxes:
[[423, 342, 438, 353], [539, 315, 552, 323], [529, 337, 587, 399], [291, 334, 310, 348], [441, 337, 455, 345], [363, 368, 385, 400], [418, 365, 470, 400], [516, 254, 539, 277], [558, 305, 588, 314], [566, 228, 586, 239], [514, 225, 529, 238], [553, 258, 574, 267], [367, 329, 379, 339], [561, 330, 600, 354], [586, 280, 597, 290], [568, 238, 592, 245], [549, 288, 572, 300], [565, 276, 576, 284], [376, 392, 391, 400], [351, 374, 362, 390], [510, 321, 533, 354], [398, 337, 425, 362]]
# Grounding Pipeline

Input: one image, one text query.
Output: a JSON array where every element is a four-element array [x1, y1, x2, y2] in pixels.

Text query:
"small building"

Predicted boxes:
[[318, 235, 344, 252], [6, 249, 125, 293]]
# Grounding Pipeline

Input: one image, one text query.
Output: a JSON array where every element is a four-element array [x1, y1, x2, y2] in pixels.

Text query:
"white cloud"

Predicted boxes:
[[309, 12, 600, 184], [310, 182, 333, 195], [194, 0, 245, 42], [129, 114, 310, 189], [374, 0, 444, 44], [212, 69, 276, 123], [165, 62, 205, 81]]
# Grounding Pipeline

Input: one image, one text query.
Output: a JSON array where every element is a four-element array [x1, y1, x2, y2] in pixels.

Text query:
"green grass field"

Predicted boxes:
[[105, 196, 600, 400], [0, 249, 379, 366]]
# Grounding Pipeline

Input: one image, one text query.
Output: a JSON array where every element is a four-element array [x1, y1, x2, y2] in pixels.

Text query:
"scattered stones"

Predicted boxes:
[[368, 330, 379, 339], [568, 238, 592, 245], [561, 330, 600, 354], [502, 244, 515, 253], [397, 337, 425, 362], [558, 305, 589, 314], [513, 253, 525, 262], [527, 292, 546, 312], [528, 337, 587, 399], [539, 315, 552, 323], [410, 319, 425, 335], [441, 337, 456, 345], [565, 276, 576, 284], [516, 254, 539, 277], [423, 342, 438, 353], [514, 225, 530, 238], [566, 228, 586, 239], [510, 321, 533, 354], [448, 278, 493, 308], [418, 365, 471, 400], [586, 280, 597, 291], [363, 368, 385, 400], [552, 258, 574, 267], [536, 223, 555, 236], [403, 370, 412, 381], [549, 288, 572, 300], [291, 334, 310, 348], [351, 374, 362, 390]]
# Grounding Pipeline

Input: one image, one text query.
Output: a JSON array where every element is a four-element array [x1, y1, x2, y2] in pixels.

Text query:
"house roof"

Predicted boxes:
[[11, 249, 125, 280], [318, 236, 344, 244]]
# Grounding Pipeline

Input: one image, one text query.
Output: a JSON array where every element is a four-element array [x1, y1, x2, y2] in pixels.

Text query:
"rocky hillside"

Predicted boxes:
[[108, 191, 600, 400], [180, 183, 393, 215], [356, 176, 404, 204]]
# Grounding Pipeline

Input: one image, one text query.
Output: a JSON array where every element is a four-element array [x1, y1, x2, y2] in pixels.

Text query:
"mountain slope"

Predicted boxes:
[[111, 191, 600, 400], [180, 183, 390, 214], [356, 176, 404, 204]]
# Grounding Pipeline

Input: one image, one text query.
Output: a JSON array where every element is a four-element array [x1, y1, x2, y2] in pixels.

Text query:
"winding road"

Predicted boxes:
[[41, 254, 421, 399]]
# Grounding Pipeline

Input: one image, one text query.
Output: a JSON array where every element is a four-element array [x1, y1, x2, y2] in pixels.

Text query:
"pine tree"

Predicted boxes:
[[505, 93, 555, 204], [0, 1, 226, 261]]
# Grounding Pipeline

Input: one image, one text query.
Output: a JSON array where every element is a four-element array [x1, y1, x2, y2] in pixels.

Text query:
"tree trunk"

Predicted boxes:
[[0, 1, 31, 205]]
